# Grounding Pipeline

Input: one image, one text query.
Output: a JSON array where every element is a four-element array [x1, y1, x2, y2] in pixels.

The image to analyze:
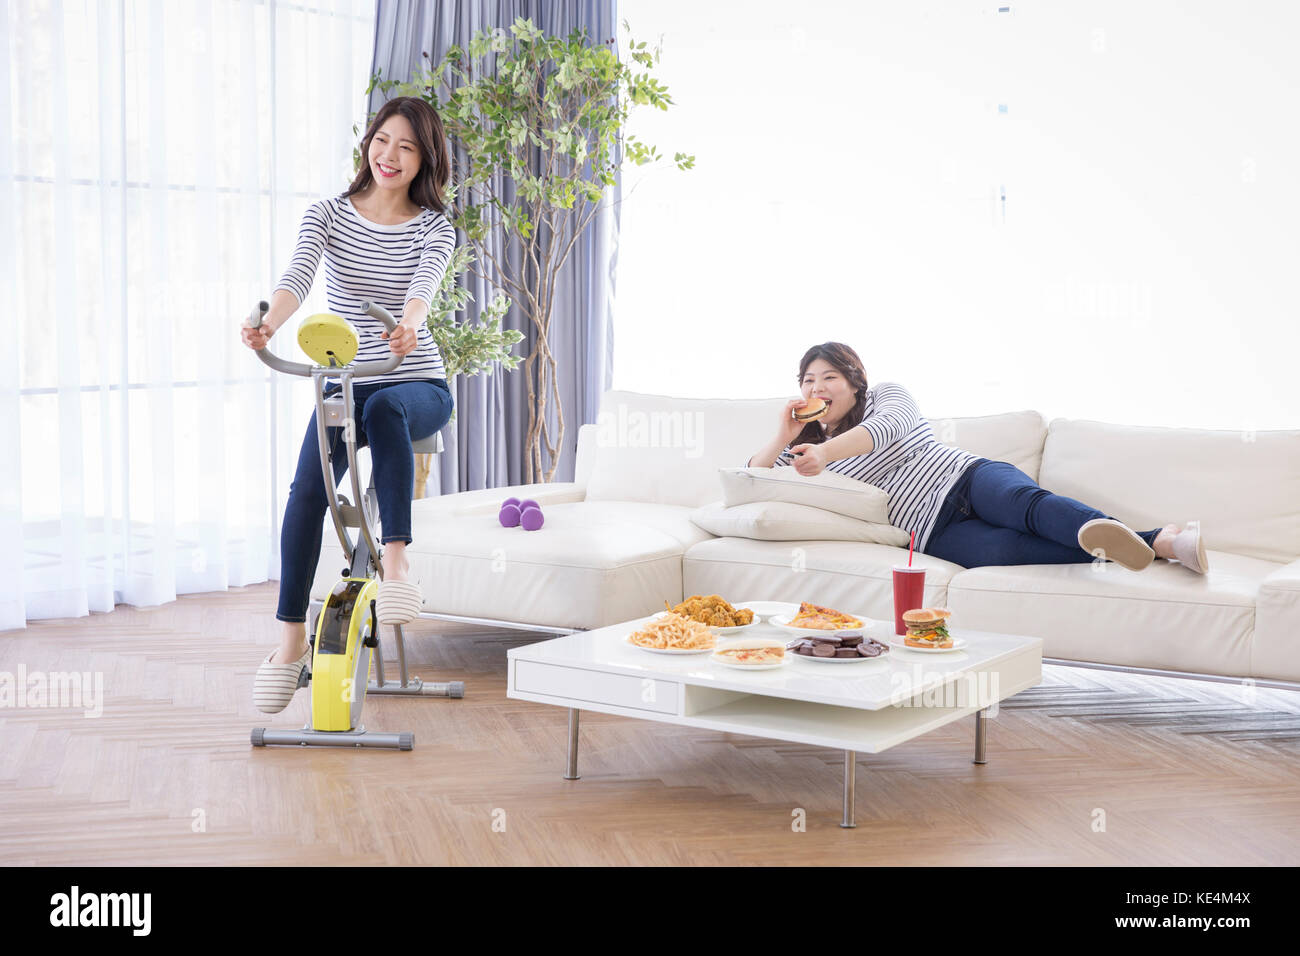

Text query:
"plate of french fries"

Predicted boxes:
[[624, 612, 718, 654]]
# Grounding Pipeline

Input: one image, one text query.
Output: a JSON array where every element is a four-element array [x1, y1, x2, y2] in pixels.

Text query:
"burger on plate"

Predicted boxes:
[[792, 397, 830, 423], [902, 608, 953, 648]]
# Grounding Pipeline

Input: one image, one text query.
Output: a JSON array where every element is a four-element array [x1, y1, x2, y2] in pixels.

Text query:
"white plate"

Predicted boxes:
[[734, 601, 800, 621], [770, 612, 871, 635], [885, 635, 968, 653], [623, 634, 716, 655], [710, 653, 790, 671], [788, 645, 891, 663]]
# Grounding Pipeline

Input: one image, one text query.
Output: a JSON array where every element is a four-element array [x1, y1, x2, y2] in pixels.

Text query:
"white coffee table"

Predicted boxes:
[[506, 614, 1043, 826]]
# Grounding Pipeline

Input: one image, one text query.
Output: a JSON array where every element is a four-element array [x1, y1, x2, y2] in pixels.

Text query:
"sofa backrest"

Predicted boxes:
[[581, 390, 1053, 509], [927, 410, 1049, 483], [1038, 418, 1300, 564], [584, 391, 784, 507]]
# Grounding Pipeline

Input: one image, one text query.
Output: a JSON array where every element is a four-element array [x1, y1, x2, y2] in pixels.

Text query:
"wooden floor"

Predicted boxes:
[[3, 582, 1299, 866]]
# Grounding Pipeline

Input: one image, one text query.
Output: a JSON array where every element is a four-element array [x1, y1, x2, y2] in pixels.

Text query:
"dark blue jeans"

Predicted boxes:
[[923, 459, 1163, 568], [276, 378, 453, 623]]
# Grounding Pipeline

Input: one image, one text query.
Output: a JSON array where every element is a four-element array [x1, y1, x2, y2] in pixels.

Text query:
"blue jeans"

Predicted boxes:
[[276, 378, 453, 623], [923, 459, 1163, 568]]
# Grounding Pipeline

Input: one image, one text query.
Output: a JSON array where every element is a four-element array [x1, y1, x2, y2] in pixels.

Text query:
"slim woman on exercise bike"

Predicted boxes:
[[241, 96, 456, 714]]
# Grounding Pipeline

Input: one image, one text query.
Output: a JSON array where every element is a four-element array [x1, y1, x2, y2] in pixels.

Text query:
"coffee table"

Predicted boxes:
[[506, 613, 1042, 826]]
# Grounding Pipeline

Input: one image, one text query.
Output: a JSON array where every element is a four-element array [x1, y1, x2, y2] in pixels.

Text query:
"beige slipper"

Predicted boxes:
[[1170, 522, 1209, 574], [253, 645, 312, 714], [376, 578, 423, 625], [1077, 518, 1155, 571]]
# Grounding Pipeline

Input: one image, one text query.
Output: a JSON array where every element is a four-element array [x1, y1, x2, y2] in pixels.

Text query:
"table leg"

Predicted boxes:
[[974, 708, 988, 765], [564, 708, 580, 780], [841, 750, 857, 829]]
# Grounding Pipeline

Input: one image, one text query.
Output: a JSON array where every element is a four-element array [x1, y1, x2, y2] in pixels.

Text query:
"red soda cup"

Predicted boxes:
[[892, 566, 927, 635]]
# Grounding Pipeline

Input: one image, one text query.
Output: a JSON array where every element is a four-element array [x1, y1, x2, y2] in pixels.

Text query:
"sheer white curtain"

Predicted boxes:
[[613, 1, 1300, 432], [1, 0, 376, 630]]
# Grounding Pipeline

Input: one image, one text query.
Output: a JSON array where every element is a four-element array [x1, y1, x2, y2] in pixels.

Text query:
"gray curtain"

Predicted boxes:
[[369, 0, 621, 490]]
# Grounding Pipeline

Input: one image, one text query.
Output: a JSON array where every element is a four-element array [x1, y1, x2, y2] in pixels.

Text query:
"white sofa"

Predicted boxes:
[[310, 390, 1300, 684]]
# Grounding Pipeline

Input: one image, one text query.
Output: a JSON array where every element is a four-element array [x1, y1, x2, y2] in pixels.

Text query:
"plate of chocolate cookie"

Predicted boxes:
[[784, 630, 891, 663]]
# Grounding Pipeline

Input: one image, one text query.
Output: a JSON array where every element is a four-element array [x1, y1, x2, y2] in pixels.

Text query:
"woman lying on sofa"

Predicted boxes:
[[746, 342, 1208, 574]]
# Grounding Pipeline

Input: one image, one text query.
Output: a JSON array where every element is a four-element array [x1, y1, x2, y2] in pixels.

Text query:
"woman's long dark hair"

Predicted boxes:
[[343, 96, 451, 215], [792, 342, 871, 446]]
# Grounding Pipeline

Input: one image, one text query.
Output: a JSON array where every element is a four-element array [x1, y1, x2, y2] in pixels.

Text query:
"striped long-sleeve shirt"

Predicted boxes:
[[774, 381, 983, 552], [274, 194, 456, 384]]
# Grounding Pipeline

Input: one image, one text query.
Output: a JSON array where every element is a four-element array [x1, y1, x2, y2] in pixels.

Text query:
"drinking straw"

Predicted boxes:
[[909, 531, 915, 566]]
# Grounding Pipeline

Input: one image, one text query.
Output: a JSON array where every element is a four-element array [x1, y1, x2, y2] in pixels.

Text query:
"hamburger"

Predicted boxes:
[[902, 608, 953, 648], [792, 396, 830, 423]]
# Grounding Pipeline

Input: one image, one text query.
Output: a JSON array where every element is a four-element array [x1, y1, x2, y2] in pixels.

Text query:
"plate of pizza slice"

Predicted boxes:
[[770, 601, 871, 634]]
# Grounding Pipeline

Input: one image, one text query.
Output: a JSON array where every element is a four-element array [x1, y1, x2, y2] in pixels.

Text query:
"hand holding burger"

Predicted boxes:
[[779, 397, 818, 443], [792, 395, 830, 425]]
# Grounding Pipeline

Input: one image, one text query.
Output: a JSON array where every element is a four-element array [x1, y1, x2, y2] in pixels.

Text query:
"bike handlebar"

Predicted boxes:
[[247, 300, 406, 377]]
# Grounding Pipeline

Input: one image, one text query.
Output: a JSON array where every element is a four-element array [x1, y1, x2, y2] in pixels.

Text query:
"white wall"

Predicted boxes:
[[613, 1, 1300, 430]]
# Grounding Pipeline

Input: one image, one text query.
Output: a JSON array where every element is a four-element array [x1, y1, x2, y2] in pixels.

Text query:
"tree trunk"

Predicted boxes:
[[413, 452, 433, 499]]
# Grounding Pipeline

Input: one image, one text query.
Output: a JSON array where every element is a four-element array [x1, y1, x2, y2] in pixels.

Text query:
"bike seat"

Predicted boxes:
[[412, 433, 444, 454]]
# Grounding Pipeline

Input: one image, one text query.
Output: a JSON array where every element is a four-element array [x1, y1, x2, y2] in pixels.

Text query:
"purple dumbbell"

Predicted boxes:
[[499, 503, 521, 527], [520, 505, 544, 531]]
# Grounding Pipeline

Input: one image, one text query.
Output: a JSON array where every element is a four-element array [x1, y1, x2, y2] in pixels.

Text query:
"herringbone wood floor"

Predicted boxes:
[[3, 582, 1298, 866]]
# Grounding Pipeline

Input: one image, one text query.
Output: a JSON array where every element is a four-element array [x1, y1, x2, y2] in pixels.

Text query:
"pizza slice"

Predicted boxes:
[[789, 601, 863, 630]]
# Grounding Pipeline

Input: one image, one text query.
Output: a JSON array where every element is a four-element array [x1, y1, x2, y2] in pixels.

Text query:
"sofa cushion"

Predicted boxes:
[[691, 500, 911, 546], [311, 501, 713, 631], [584, 391, 784, 507], [718, 466, 893, 523], [1254, 557, 1300, 682], [927, 410, 1049, 483], [414, 481, 587, 518], [682, 537, 962, 623], [944, 550, 1280, 679], [1037, 418, 1300, 564]]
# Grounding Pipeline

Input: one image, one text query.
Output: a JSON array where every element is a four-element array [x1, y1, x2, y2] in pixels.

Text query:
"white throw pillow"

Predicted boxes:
[[718, 467, 892, 524], [691, 500, 911, 546]]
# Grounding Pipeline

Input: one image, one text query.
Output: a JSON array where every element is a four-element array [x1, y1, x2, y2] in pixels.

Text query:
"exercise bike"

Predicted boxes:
[[247, 299, 463, 751]]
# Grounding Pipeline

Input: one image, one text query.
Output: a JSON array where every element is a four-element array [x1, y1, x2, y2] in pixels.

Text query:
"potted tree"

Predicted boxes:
[[367, 17, 692, 482], [413, 244, 522, 497]]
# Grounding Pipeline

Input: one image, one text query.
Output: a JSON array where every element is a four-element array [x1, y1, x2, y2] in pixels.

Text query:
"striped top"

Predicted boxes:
[[774, 381, 983, 552], [274, 194, 456, 384]]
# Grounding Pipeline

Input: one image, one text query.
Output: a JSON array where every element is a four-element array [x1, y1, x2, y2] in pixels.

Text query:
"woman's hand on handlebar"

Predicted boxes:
[[381, 322, 418, 357], [240, 319, 273, 351]]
